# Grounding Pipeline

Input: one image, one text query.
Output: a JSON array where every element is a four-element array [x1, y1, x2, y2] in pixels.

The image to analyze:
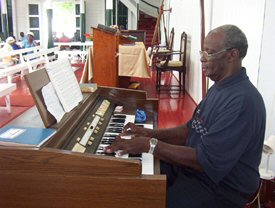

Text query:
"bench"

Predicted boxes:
[[22, 46, 60, 72], [0, 63, 28, 83], [0, 46, 43, 81], [57, 50, 88, 63], [0, 46, 42, 63], [0, 83, 17, 113], [54, 41, 92, 62]]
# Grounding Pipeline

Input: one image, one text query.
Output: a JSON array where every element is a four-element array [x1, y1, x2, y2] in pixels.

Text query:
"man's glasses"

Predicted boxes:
[[199, 48, 233, 59]]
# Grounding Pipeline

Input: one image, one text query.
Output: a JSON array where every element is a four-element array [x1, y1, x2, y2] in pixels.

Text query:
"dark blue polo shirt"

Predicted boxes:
[[187, 68, 266, 195]]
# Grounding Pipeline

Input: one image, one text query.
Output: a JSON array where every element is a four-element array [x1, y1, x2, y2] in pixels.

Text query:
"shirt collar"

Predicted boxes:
[[214, 67, 248, 90]]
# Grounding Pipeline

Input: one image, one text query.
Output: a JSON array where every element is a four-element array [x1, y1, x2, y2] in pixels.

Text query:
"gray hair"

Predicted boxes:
[[209, 25, 248, 58]]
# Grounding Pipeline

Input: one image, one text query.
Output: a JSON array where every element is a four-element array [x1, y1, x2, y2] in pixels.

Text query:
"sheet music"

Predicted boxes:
[[46, 59, 83, 112], [42, 82, 65, 122]]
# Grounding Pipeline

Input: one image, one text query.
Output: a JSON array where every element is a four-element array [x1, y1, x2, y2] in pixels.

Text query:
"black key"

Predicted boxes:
[[106, 128, 123, 133], [136, 124, 144, 128], [101, 139, 115, 142], [105, 152, 115, 156], [111, 118, 125, 123], [129, 153, 142, 158], [101, 141, 113, 145], [108, 123, 124, 127], [102, 137, 115, 140], [113, 114, 127, 119], [103, 134, 116, 137]]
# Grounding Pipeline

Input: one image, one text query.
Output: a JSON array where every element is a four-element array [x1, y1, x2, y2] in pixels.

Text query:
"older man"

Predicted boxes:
[[105, 25, 266, 208]]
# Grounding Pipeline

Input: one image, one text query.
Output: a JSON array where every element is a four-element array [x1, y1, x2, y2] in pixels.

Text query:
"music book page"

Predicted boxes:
[[42, 82, 65, 122], [46, 59, 83, 112]]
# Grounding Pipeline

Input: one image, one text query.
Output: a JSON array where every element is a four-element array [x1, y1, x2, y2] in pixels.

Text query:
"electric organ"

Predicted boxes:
[[0, 69, 166, 208]]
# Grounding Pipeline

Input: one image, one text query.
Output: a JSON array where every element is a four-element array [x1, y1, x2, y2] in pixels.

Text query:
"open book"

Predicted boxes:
[[41, 59, 83, 122]]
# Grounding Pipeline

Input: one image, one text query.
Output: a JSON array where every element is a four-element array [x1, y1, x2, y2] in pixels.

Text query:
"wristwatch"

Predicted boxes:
[[148, 138, 158, 154]]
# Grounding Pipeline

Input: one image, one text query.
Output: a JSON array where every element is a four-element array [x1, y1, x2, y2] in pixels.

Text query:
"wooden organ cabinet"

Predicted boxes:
[[0, 69, 166, 208]]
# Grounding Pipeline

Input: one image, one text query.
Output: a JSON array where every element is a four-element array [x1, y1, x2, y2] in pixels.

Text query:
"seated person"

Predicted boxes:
[[1, 37, 19, 66], [59, 33, 71, 50], [22, 31, 38, 49], [71, 31, 81, 50], [19, 32, 26, 42], [52, 31, 59, 42], [105, 25, 266, 208]]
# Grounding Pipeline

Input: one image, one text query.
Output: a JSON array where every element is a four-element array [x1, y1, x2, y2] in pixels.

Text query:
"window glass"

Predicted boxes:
[[29, 17, 39, 28], [76, 17, 80, 27], [75, 4, 80, 15], [29, 4, 39, 15], [30, 30, 40, 40]]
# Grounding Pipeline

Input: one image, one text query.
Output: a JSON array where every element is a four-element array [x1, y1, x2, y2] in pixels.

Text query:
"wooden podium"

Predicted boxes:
[[93, 27, 133, 88]]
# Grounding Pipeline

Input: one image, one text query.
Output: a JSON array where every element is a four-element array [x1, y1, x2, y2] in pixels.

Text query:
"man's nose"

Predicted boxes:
[[200, 55, 207, 62]]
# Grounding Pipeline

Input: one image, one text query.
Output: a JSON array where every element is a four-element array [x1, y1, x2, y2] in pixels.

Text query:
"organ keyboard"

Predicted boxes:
[[67, 98, 154, 174], [0, 69, 166, 208]]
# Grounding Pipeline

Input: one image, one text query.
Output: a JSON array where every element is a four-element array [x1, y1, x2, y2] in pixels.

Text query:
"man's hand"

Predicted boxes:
[[104, 135, 150, 156], [123, 122, 152, 137]]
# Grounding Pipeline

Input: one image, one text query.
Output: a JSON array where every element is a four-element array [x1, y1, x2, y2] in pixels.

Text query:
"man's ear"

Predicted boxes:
[[228, 49, 239, 62]]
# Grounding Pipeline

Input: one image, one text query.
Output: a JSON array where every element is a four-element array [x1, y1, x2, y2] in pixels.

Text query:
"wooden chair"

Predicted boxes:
[[152, 27, 175, 68], [155, 32, 187, 92]]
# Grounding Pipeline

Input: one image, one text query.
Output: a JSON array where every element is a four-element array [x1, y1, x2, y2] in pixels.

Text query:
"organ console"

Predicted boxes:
[[0, 69, 166, 207]]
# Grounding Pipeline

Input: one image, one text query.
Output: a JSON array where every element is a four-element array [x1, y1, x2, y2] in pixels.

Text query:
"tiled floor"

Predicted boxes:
[[0, 66, 197, 129]]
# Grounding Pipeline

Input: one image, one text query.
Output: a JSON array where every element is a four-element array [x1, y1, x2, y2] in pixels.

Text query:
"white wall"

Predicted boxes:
[[169, 0, 202, 104], [210, 0, 265, 87], [85, 0, 105, 31], [15, 0, 42, 42], [257, 0, 275, 171]]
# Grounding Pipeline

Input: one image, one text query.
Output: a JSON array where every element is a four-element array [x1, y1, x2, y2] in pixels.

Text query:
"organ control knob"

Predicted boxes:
[[98, 121, 103, 125], [87, 141, 93, 146], [95, 126, 100, 130], [76, 137, 81, 142], [100, 118, 104, 121], [90, 137, 95, 141], [94, 130, 98, 134], [83, 127, 87, 131]]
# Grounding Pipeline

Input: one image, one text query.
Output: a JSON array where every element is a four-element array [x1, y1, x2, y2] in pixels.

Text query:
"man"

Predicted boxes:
[[22, 31, 38, 48], [19, 32, 26, 42], [105, 25, 266, 208]]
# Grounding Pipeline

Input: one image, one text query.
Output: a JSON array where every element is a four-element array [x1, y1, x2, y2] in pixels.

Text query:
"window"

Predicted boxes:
[[28, 3, 41, 41], [75, 3, 80, 34]]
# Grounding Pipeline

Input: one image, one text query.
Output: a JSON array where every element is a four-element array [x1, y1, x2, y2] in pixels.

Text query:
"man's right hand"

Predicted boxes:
[[123, 122, 153, 137]]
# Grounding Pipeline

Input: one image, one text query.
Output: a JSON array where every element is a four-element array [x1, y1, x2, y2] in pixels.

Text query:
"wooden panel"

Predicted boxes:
[[0, 173, 166, 208], [24, 69, 54, 128], [0, 148, 141, 177], [0, 147, 166, 208], [93, 28, 119, 87], [92, 28, 133, 88]]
